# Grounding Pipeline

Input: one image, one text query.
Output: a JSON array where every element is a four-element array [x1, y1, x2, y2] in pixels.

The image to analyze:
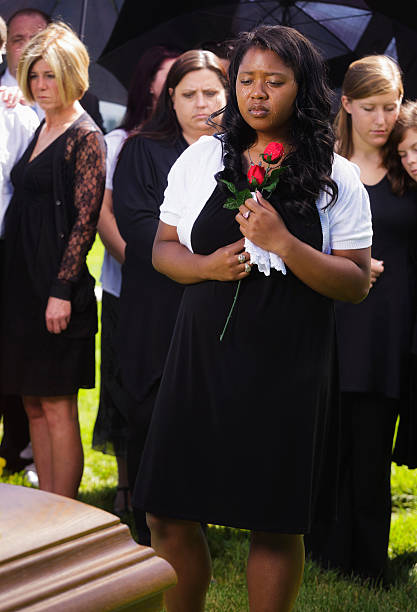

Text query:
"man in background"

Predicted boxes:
[[0, 14, 39, 474]]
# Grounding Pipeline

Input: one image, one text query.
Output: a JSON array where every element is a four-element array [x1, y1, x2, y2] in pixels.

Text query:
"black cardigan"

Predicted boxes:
[[113, 133, 188, 403]]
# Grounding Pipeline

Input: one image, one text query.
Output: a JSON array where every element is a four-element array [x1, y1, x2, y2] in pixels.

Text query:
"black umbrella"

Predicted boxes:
[[0, 0, 127, 104], [98, 0, 417, 99], [326, 1, 417, 99]]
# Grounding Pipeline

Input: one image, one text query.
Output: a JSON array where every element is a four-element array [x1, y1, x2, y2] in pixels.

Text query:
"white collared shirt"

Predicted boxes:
[[0, 100, 39, 236]]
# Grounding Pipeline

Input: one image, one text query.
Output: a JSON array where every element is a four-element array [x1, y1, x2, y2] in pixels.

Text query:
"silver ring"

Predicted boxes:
[[244, 263, 251, 273], [238, 253, 246, 263], [243, 210, 251, 220]]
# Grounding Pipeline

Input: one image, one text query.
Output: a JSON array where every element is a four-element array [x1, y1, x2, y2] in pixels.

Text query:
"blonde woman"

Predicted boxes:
[[306, 56, 417, 584], [0, 22, 106, 498]]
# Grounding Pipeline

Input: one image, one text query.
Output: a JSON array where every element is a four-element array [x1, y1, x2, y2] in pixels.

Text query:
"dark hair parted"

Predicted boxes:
[[7, 8, 51, 27], [120, 45, 181, 132], [131, 49, 228, 142], [212, 25, 337, 213], [386, 100, 417, 196]]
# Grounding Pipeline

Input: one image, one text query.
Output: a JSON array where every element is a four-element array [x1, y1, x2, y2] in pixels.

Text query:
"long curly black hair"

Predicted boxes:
[[212, 25, 338, 213]]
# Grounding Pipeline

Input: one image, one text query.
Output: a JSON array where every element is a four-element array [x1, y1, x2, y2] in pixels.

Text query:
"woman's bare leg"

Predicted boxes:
[[247, 531, 304, 612], [41, 394, 83, 498], [23, 395, 53, 491], [147, 514, 211, 612]]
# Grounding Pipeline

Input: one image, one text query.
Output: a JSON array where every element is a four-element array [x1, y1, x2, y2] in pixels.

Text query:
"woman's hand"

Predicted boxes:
[[45, 297, 71, 334], [370, 257, 384, 287], [205, 238, 251, 281], [153, 222, 252, 284], [235, 190, 291, 256]]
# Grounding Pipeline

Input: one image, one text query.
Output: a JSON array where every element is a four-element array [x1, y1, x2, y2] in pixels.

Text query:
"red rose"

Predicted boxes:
[[261, 142, 284, 164], [247, 163, 266, 187]]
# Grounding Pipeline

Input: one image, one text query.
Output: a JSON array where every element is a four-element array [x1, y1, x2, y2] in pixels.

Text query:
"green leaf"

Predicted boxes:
[[236, 188, 252, 207], [219, 178, 238, 195], [224, 200, 238, 209], [267, 167, 285, 181], [262, 180, 279, 193], [262, 167, 286, 193]]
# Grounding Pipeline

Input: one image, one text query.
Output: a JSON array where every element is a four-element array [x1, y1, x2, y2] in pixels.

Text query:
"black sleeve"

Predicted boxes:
[[49, 130, 106, 300], [113, 136, 170, 261]]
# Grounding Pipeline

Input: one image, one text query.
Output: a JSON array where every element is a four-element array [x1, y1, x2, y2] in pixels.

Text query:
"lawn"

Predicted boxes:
[[2, 236, 417, 610]]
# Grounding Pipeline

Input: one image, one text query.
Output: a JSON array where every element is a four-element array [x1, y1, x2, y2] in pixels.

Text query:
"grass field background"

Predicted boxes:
[[2, 236, 417, 610]]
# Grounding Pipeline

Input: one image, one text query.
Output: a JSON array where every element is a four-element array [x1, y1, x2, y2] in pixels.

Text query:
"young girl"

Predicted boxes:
[[388, 100, 417, 471], [306, 57, 417, 584]]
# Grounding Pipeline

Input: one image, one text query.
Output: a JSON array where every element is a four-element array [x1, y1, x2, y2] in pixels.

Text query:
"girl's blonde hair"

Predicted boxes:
[[334, 55, 403, 159], [17, 21, 89, 106]]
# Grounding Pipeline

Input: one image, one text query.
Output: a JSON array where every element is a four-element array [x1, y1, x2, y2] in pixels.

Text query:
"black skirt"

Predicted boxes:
[[92, 291, 130, 456]]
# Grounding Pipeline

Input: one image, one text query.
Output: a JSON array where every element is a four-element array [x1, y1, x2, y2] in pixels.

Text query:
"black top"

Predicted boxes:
[[335, 176, 417, 399], [113, 134, 188, 404], [134, 179, 339, 533]]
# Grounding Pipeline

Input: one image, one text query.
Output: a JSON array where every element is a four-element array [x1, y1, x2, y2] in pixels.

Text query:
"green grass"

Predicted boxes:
[[2, 235, 417, 610]]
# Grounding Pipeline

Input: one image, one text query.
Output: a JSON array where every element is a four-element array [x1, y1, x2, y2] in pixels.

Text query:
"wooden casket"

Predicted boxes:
[[0, 483, 176, 611]]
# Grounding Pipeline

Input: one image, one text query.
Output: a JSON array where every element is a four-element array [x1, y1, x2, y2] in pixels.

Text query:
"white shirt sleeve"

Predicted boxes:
[[12, 104, 40, 160], [0, 102, 39, 236], [104, 128, 127, 190], [319, 154, 373, 252], [160, 136, 224, 251]]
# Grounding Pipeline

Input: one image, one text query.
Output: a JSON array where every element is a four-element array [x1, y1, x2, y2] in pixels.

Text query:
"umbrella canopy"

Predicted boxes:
[[98, 0, 417, 99], [0, 0, 127, 104]]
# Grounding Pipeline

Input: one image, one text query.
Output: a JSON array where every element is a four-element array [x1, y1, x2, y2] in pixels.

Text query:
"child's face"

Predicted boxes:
[[397, 127, 417, 182]]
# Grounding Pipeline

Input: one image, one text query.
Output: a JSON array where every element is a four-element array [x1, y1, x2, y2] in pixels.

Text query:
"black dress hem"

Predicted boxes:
[[135, 504, 309, 534]]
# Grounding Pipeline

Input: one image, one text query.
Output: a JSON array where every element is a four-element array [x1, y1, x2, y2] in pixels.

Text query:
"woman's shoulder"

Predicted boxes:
[[187, 134, 223, 156], [331, 152, 361, 184], [104, 128, 127, 146], [170, 135, 223, 173], [69, 112, 105, 142], [119, 132, 175, 156], [104, 128, 127, 160]]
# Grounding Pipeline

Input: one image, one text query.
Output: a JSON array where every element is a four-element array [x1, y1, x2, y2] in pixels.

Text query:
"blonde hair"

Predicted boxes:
[[17, 21, 89, 106], [334, 55, 403, 159], [0, 16, 6, 48]]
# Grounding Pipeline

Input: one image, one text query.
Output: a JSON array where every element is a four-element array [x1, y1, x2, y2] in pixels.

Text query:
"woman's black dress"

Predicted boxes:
[[335, 177, 417, 400], [0, 125, 100, 396], [134, 182, 339, 533]]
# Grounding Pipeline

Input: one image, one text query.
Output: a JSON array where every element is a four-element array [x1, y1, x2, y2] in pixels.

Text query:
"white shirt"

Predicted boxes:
[[1, 68, 44, 120], [160, 135, 373, 260], [0, 100, 39, 236], [100, 128, 127, 297]]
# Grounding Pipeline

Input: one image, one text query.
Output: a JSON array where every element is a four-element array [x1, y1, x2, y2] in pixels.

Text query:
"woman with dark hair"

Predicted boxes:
[[112, 49, 227, 543], [133, 25, 372, 611], [389, 101, 417, 471], [306, 56, 417, 585], [92, 46, 180, 517]]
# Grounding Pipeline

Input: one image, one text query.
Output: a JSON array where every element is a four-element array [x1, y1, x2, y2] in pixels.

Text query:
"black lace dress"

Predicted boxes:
[[0, 114, 105, 396]]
